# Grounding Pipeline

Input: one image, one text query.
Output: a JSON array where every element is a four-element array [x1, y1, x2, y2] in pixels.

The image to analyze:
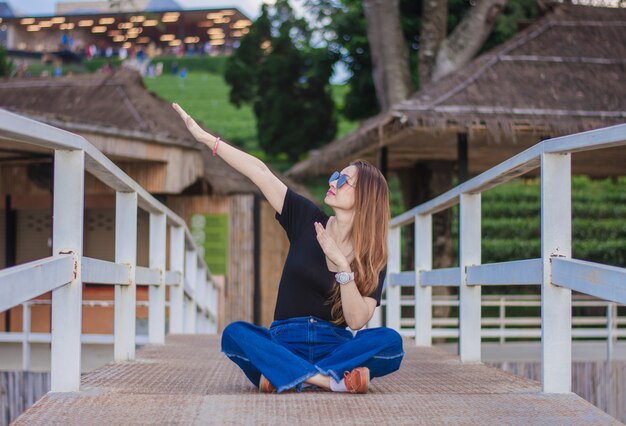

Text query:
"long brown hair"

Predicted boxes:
[[328, 159, 390, 325]]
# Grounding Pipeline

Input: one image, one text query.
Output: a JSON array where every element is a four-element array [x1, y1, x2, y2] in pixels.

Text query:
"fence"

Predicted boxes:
[[0, 109, 219, 392], [384, 294, 625, 360], [369, 123, 626, 393]]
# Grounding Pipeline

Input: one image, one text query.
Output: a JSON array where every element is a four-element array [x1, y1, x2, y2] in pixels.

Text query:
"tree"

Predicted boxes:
[[0, 45, 13, 77], [420, 0, 507, 84], [306, 0, 537, 119], [305, 0, 537, 274], [362, 0, 412, 112], [225, 1, 338, 161]]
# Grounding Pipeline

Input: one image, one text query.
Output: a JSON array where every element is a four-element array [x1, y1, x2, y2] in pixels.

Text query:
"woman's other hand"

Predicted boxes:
[[314, 222, 349, 270], [172, 103, 215, 146]]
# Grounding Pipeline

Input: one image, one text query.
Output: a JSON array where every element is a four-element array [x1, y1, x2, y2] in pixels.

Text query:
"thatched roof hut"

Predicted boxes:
[[0, 69, 308, 196], [288, 4, 626, 179]]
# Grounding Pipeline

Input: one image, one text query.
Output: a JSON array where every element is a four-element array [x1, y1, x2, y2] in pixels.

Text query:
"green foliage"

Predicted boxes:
[[0, 45, 13, 77], [224, 1, 338, 162], [481, 0, 538, 53], [473, 177, 626, 267], [304, 0, 388, 120], [331, 84, 359, 137], [304, 0, 538, 121]]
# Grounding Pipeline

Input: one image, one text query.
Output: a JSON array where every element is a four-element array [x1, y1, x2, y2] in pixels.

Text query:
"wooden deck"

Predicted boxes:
[[13, 335, 621, 425]]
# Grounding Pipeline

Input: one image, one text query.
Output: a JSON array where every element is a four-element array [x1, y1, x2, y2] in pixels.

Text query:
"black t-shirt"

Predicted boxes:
[[274, 188, 386, 327]]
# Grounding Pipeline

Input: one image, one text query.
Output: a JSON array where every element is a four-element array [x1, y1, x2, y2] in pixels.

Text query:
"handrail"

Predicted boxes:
[[0, 108, 220, 392], [0, 109, 210, 271], [379, 123, 626, 394], [0, 255, 75, 312]]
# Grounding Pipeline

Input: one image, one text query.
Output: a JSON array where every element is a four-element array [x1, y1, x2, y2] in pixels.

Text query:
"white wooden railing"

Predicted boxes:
[[380, 295, 624, 359], [0, 109, 219, 392], [370, 123, 626, 394]]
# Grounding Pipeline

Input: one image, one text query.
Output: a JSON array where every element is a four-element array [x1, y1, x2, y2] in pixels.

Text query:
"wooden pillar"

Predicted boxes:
[[457, 133, 468, 184], [378, 146, 388, 178]]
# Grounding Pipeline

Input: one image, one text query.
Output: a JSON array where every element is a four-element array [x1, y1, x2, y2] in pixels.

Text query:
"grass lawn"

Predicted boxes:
[[144, 71, 358, 159], [144, 72, 259, 152]]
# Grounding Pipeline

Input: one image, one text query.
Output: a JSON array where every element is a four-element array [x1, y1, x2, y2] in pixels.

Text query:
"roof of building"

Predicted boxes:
[[0, 68, 201, 148], [288, 4, 626, 179]]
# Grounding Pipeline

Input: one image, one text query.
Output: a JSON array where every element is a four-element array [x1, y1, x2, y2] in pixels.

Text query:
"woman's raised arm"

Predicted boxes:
[[172, 103, 287, 214]]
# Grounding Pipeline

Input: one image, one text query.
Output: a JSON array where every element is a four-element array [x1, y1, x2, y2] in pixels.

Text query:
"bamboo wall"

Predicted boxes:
[[0, 372, 49, 426], [259, 201, 289, 328], [493, 361, 626, 422], [226, 195, 255, 326], [167, 194, 291, 330]]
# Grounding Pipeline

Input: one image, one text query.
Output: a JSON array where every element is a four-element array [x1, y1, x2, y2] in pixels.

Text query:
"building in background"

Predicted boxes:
[[0, 0, 251, 57]]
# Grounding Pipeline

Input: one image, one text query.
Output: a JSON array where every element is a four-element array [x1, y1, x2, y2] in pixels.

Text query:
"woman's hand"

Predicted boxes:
[[172, 103, 215, 146], [314, 222, 349, 271]]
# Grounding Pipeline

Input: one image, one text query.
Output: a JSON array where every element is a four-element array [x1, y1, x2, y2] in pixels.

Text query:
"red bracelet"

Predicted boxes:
[[212, 137, 221, 157]]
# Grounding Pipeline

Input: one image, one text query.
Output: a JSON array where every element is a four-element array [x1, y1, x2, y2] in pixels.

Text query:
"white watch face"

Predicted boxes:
[[335, 272, 353, 284]]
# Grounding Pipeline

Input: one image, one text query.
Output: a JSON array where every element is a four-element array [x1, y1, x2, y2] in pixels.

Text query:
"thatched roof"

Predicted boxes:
[[0, 69, 199, 149], [0, 69, 311, 197], [288, 4, 626, 179]]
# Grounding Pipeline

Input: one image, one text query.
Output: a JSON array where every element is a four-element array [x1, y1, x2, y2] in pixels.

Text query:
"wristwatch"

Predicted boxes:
[[335, 271, 355, 285]]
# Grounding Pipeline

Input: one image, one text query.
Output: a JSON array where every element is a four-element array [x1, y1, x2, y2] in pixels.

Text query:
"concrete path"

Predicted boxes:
[[13, 335, 622, 425]]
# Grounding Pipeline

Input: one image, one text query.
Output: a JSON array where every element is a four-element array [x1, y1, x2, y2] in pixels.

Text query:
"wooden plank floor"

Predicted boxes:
[[13, 335, 622, 425]]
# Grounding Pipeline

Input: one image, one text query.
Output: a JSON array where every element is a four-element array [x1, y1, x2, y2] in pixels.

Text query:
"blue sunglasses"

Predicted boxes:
[[329, 171, 354, 189]]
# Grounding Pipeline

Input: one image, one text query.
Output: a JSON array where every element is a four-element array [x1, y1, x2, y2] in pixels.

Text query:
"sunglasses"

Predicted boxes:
[[329, 171, 355, 189]]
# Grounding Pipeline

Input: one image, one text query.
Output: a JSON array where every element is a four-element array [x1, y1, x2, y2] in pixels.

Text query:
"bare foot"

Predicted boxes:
[[304, 374, 331, 390]]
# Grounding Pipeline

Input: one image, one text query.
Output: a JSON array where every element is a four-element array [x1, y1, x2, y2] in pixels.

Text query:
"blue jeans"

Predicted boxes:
[[221, 316, 405, 393]]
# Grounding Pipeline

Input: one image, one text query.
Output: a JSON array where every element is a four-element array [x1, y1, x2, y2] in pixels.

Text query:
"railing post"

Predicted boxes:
[[148, 212, 166, 344], [196, 265, 206, 333], [115, 191, 137, 361], [386, 226, 401, 331], [459, 192, 481, 362], [169, 225, 185, 333], [415, 214, 432, 346], [22, 302, 30, 371], [541, 152, 572, 393], [51, 149, 84, 392], [184, 249, 197, 334], [209, 280, 218, 333], [499, 297, 505, 344]]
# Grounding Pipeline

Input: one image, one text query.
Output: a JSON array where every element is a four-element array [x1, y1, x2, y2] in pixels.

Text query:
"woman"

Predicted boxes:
[[173, 103, 404, 394]]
